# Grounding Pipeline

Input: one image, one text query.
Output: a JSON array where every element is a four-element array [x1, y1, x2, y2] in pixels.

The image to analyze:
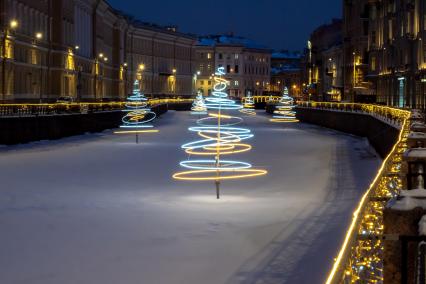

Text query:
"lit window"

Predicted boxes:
[[235, 54, 239, 60], [207, 53, 212, 59], [234, 80, 239, 86]]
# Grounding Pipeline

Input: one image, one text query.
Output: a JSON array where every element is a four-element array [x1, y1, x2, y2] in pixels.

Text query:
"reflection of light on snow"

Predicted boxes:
[[183, 195, 253, 204]]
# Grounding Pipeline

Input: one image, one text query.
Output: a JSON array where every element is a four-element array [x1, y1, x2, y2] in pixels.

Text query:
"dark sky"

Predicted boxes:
[[107, 0, 342, 51]]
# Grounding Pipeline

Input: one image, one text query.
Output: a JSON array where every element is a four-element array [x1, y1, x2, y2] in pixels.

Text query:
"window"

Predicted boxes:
[[235, 65, 239, 73], [199, 53, 204, 59], [208, 81, 211, 86], [200, 80, 204, 86], [207, 53, 212, 59], [227, 65, 231, 73], [218, 53, 223, 60], [234, 80, 239, 86], [371, 56, 376, 71], [235, 54, 239, 60]]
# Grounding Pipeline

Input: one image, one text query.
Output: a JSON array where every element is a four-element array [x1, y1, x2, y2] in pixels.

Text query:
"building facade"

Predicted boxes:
[[366, 0, 426, 108], [304, 19, 343, 102], [0, 0, 196, 103], [195, 35, 271, 98], [270, 51, 302, 99]]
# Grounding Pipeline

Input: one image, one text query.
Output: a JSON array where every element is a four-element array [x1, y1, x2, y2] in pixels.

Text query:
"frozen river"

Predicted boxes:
[[0, 111, 381, 284]]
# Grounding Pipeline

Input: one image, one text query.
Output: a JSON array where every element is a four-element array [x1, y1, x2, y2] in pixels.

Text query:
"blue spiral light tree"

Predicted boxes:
[[114, 80, 158, 143], [173, 67, 267, 199], [240, 91, 256, 116], [270, 87, 299, 123], [191, 91, 207, 115]]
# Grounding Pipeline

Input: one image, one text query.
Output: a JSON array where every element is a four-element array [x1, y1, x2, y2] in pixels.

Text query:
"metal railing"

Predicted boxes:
[[300, 102, 411, 284], [0, 98, 193, 117]]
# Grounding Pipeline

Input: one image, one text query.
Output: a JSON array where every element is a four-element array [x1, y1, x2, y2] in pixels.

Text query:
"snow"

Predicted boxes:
[[419, 216, 426, 236], [0, 111, 381, 284], [404, 148, 426, 159], [388, 189, 426, 211], [197, 35, 269, 50], [408, 132, 426, 139]]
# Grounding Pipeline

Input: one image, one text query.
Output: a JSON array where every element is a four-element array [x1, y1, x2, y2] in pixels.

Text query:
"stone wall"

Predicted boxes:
[[295, 107, 400, 158]]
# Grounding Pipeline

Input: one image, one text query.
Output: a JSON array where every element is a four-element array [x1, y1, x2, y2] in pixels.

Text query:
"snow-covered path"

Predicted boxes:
[[0, 111, 381, 284]]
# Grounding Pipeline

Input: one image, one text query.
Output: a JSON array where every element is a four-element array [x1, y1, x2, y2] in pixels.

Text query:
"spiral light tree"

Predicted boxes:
[[270, 87, 299, 123], [173, 67, 267, 199], [191, 91, 207, 115], [114, 80, 158, 143], [240, 91, 256, 116]]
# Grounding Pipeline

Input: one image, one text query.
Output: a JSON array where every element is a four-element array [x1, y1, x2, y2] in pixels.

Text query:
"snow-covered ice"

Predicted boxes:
[[0, 111, 381, 284]]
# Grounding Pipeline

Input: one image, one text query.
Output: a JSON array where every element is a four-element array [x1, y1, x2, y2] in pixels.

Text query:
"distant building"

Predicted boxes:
[[304, 19, 343, 101], [0, 0, 197, 102], [342, 0, 373, 102], [194, 35, 272, 98], [270, 51, 302, 99]]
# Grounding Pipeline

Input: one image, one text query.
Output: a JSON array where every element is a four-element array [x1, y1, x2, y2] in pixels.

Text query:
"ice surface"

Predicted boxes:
[[0, 111, 381, 284]]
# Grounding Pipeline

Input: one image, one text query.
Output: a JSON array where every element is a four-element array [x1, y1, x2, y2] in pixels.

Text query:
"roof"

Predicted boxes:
[[271, 66, 300, 75], [272, 52, 302, 59], [197, 35, 271, 51]]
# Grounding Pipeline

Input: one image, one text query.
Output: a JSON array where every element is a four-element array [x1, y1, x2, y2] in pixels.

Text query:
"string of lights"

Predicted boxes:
[[270, 87, 299, 123], [173, 67, 267, 198], [325, 107, 411, 284]]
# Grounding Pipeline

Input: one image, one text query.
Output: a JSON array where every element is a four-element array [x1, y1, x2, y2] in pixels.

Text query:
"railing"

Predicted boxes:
[[250, 96, 282, 103], [300, 102, 411, 284], [298, 101, 409, 127], [0, 98, 193, 117]]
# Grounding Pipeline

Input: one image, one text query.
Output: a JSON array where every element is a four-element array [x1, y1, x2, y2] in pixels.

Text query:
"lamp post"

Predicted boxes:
[[34, 32, 43, 103], [172, 68, 177, 96], [138, 63, 145, 95], [2, 20, 18, 102], [193, 71, 200, 96]]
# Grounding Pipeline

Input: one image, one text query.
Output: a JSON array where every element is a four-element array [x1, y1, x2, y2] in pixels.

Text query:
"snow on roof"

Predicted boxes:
[[271, 66, 300, 75], [197, 35, 270, 50], [272, 52, 301, 59]]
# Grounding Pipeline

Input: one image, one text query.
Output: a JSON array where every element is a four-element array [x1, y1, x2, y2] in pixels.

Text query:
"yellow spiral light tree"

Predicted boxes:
[[270, 87, 299, 123], [173, 67, 267, 199], [114, 80, 159, 143]]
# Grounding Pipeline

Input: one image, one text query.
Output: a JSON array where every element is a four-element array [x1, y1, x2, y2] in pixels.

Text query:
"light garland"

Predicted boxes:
[[270, 87, 299, 123], [324, 106, 411, 284], [240, 91, 256, 116], [114, 80, 159, 142], [191, 91, 207, 115], [173, 67, 267, 198]]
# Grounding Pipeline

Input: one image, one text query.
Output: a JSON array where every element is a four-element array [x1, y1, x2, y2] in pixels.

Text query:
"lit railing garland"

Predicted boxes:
[[240, 91, 256, 116], [317, 103, 411, 284], [173, 67, 267, 198], [114, 80, 159, 142], [191, 91, 207, 115], [270, 87, 299, 123]]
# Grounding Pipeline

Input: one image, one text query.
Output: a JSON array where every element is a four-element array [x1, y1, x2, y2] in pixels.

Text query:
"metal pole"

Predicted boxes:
[[39, 48, 42, 103], [2, 28, 7, 102]]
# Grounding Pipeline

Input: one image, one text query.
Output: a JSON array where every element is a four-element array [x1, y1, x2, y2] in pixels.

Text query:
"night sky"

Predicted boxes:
[[107, 0, 342, 52]]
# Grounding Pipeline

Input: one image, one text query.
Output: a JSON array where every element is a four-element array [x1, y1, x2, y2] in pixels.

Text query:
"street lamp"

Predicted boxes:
[[193, 71, 200, 96], [33, 32, 43, 103], [2, 20, 18, 101]]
